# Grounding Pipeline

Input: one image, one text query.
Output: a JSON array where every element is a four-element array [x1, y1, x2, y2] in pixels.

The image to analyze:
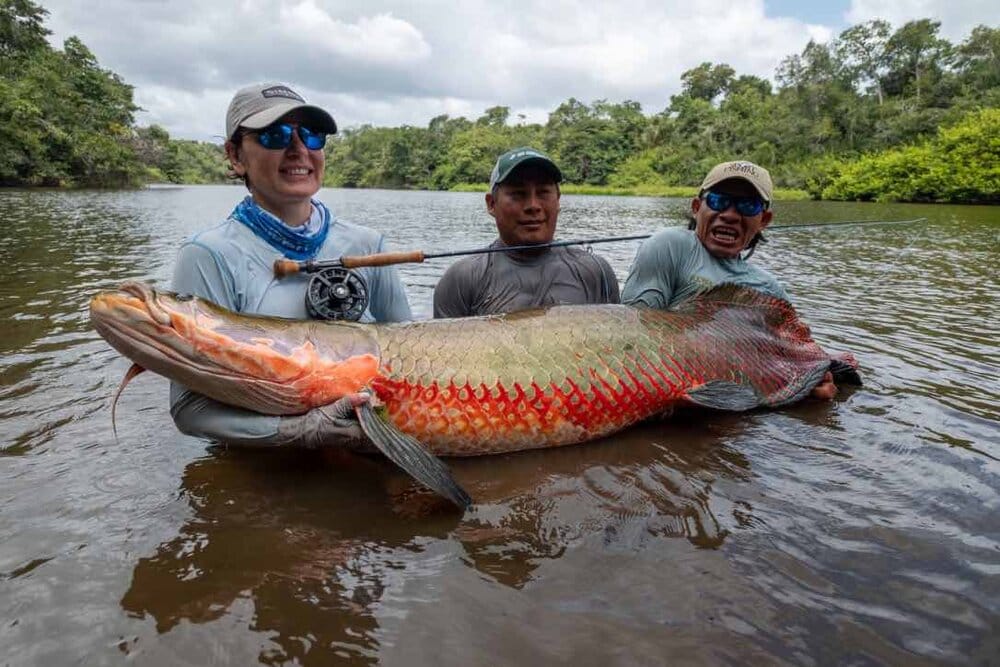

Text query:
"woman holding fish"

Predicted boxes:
[[168, 82, 410, 449]]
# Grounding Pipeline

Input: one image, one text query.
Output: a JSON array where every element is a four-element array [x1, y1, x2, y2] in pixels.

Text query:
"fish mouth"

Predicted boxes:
[[90, 282, 190, 370]]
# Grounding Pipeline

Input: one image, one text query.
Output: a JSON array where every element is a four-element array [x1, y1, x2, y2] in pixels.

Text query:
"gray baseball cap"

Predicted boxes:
[[225, 82, 337, 141], [489, 147, 562, 190]]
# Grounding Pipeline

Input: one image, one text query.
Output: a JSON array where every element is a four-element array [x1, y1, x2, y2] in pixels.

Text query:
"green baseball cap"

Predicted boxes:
[[488, 147, 562, 190]]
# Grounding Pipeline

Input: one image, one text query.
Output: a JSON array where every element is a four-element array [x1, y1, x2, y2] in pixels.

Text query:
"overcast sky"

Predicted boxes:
[[38, 0, 994, 142]]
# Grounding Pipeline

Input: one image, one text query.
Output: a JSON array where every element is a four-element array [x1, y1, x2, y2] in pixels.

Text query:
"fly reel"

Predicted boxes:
[[305, 267, 369, 321]]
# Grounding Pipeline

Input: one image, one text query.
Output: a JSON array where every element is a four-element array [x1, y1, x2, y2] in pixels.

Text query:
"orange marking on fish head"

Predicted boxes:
[[295, 353, 381, 408]]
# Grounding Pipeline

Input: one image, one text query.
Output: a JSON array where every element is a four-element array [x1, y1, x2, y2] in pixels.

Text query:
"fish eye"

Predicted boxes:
[[176, 293, 194, 301]]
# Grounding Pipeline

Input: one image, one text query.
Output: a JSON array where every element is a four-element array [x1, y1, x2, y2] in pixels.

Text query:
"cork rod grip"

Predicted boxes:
[[273, 259, 303, 277], [340, 251, 425, 268]]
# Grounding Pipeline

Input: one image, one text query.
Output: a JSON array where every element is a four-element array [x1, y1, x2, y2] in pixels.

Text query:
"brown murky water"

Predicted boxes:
[[1, 186, 998, 665]]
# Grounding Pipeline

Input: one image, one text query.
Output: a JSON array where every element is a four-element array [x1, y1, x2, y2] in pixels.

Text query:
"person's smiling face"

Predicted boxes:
[[691, 178, 773, 259], [227, 110, 325, 224], [486, 164, 561, 247]]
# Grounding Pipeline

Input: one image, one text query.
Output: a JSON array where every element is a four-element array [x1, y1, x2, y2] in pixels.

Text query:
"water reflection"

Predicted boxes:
[[454, 413, 757, 590], [121, 407, 761, 664], [121, 448, 462, 664], [0, 191, 157, 357]]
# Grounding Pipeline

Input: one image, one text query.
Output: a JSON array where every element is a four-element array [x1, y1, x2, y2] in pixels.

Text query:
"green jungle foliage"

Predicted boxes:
[[815, 108, 1000, 202], [2, 1, 998, 202], [321, 18, 999, 203]]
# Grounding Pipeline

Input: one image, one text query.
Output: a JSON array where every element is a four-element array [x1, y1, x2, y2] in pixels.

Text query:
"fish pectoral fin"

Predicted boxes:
[[686, 380, 761, 411], [830, 358, 863, 386], [354, 403, 472, 511]]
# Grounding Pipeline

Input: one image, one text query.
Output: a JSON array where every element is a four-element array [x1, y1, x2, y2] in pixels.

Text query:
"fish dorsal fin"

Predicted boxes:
[[673, 283, 791, 312], [674, 283, 814, 344]]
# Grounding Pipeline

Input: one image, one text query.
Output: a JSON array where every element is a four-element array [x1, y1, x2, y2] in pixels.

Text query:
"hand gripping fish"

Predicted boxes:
[[90, 282, 861, 508]]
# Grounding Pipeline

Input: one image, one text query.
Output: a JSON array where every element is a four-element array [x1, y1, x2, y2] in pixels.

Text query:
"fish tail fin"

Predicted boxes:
[[762, 360, 831, 407], [354, 403, 472, 511], [111, 363, 146, 440], [830, 355, 863, 386]]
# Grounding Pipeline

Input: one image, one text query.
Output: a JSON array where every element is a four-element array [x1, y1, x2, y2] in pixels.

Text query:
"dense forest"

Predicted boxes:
[[1, 0, 997, 202]]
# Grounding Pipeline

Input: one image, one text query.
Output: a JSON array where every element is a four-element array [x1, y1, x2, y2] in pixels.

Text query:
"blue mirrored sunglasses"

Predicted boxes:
[[252, 123, 327, 150], [703, 190, 767, 217]]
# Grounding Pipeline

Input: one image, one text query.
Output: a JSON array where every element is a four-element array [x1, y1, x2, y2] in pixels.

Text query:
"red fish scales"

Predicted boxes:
[[366, 288, 835, 455]]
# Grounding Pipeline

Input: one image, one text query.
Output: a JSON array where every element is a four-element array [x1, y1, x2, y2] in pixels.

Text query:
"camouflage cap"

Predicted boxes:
[[699, 160, 773, 202]]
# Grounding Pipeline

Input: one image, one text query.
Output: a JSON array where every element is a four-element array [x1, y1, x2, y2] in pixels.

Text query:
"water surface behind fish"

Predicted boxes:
[[1, 186, 998, 665]]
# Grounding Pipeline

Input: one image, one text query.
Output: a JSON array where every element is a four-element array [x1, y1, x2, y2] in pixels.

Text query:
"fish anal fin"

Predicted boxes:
[[111, 363, 147, 440], [355, 403, 472, 511], [688, 358, 842, 412], [686, 380, 760, 412]]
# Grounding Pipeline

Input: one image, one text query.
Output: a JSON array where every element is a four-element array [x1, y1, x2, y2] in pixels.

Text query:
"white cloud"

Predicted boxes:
[[278, 3, 430, 65], [37, 0, 991, 141], [846, 0, 992, 40]]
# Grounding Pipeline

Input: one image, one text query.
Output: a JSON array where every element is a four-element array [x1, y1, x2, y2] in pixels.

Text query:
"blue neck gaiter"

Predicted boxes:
[[230, 196, 331, 260]]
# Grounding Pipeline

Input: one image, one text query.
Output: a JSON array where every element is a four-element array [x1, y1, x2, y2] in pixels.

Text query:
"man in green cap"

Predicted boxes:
[[433, 147, 619, 317]]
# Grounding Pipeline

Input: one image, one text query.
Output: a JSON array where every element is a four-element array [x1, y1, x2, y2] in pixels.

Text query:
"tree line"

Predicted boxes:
[[1, 0, 997, 202]]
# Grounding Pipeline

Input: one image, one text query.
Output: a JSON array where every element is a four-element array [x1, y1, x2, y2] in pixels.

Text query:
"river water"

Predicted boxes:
[[1, 186, 998, 665]]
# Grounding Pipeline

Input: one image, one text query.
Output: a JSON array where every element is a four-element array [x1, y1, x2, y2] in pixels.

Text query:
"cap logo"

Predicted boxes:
[[723, 162, 759, 178], [260, 86, 305, 102], [506, 149, 543, 161]]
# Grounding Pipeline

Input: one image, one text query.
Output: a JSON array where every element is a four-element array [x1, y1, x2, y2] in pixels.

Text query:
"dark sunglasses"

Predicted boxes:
[[250, 123, 327, 150], [703, 190, 767, 217]]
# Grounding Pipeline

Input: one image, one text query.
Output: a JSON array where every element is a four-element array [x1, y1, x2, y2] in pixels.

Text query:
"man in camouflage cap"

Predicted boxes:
[[621, 159, 838, 399]]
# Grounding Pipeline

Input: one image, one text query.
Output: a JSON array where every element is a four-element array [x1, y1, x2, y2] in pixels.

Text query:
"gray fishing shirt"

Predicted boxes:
[[169, 205, 412, 445], [621, 226, 787, 309], [432, 240, 620, 318]]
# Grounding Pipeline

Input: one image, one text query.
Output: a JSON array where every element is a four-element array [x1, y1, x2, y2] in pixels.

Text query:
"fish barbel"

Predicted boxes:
[[90, 281, 860, 458]]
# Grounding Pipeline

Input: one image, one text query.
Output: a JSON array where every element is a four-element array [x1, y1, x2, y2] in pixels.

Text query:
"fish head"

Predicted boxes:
[[89, 281, 380, 414]]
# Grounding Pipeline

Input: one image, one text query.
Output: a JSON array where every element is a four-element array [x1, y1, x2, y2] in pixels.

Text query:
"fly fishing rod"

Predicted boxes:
[[273, 233, 653, 278], [282, 217, 926, 320], [277, 233, 651, 320]]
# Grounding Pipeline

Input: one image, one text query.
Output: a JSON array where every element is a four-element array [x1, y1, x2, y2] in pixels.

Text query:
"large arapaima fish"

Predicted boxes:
[[90, 281, 860, 509]]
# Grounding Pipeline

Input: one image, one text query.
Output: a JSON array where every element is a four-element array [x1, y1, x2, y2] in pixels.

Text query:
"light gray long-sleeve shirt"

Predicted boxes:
[[621, 227, 787, 310], [169, 205, 411, 445]]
